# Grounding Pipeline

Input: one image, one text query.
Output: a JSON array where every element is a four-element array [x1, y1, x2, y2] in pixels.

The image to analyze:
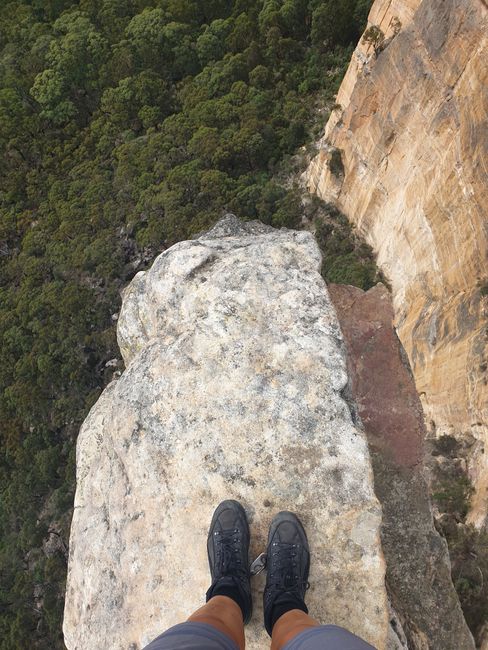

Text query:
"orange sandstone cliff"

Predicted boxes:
[[306, 0, 488, 525]]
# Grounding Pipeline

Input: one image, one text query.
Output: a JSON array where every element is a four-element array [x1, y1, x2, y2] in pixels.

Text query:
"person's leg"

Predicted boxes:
[[272, 619, 377, 650], [270, 609, 319, 650], [262, 512, 376, 650], [263, 511, 311, 639], [188, 595, 245, 650], [191, 498, 253, 649], [143, 500, 251, 650], [143, 615, 239, 650]]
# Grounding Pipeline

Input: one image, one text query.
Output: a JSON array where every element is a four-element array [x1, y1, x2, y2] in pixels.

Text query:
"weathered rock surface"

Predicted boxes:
[[305, 0, 488, 525], [330, 283, 475, 649], [63, 216, 388, 650]]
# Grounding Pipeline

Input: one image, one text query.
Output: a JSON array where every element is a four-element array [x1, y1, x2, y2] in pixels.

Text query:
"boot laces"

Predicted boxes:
[[214, 529, 247, 580], [266, 542, 309, 601]]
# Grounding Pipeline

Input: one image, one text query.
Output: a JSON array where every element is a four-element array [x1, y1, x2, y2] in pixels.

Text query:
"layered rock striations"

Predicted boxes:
[[63, 216, 388, 650], [305, 0, 488, 524]]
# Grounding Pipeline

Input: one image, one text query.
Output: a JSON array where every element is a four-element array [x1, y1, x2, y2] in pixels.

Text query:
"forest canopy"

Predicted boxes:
[[0, 1, 373, 647]]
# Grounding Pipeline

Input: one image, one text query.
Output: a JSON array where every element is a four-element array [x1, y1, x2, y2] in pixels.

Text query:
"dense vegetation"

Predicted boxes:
[[0, 1, 375, 647]]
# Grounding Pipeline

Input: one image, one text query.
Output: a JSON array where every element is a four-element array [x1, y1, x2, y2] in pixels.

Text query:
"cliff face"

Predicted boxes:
[[63, 217, 388, 650], [306, 0, 488, 525]]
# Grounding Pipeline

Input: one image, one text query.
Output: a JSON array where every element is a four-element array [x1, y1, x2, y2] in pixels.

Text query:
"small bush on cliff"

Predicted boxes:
[[391, 17, 402, 36], [431, 435, 473, 521], [431, 435, 488, 642], [362, 25, 385, 56], [431, 433, 460, 457], [311, 201, 382, 290], [433, 473, 474, 521], [448, 525, 488, 639], [479, 281, 488, 297], [328, 147, 345, 177]]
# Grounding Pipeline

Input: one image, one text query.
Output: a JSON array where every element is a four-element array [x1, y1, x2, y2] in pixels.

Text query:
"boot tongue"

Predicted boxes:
[[283, 573, 295, 589], [214, 575, 238, 588]]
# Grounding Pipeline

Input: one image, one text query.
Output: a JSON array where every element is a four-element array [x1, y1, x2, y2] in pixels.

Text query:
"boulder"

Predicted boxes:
[[64, 216, 388, 649]]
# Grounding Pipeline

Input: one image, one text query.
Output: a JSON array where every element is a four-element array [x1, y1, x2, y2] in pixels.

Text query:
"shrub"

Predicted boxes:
[[431, 435, 488, 640], [329, 147, 345, 177], [479, 282, 488, 297], [362, 25, 385, 55], [312, 200, 382, 291]]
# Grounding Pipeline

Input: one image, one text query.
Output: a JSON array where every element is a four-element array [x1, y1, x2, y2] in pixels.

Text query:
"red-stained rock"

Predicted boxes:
[[329, 282, 423, 468], [330, 282, 475, 649]]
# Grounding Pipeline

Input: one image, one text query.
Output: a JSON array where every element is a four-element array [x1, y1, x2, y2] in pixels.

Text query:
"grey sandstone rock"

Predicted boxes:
[[63, 215, 388, 650]]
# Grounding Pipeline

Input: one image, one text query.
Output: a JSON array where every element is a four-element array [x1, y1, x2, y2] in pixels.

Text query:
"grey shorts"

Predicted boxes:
[[143, 622, 376, 649]]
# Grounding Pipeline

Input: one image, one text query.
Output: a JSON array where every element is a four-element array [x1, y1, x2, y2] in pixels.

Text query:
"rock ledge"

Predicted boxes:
[[64, 216, 388, 649]]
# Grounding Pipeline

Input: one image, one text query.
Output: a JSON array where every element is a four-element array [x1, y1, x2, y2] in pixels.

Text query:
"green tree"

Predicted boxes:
[[196, 19, 231, 64], [311, 0, 358, 48], [100, 71, 172, 131], [124, 7, 168, 70], [30, 11, 108, 124], [362, 24, 385, 55]]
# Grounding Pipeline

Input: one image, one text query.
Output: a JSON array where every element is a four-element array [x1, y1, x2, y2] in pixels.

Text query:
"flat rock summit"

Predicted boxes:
[[63, 216, 389, 649]]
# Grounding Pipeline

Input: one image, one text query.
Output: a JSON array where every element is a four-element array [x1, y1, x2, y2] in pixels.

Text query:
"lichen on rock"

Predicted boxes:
[[63, 215, 388, 649]]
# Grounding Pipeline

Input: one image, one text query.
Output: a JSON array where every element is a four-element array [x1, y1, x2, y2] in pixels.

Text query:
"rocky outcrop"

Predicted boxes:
[[330, 283, 475, 649], [63, 216, 388, 650], [305, 0, 488, 525]]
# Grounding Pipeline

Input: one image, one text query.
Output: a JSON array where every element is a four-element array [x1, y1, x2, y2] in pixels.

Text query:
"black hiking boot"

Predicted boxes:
[[205, 500, 253, 624], [263, 511, 310, 636]]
